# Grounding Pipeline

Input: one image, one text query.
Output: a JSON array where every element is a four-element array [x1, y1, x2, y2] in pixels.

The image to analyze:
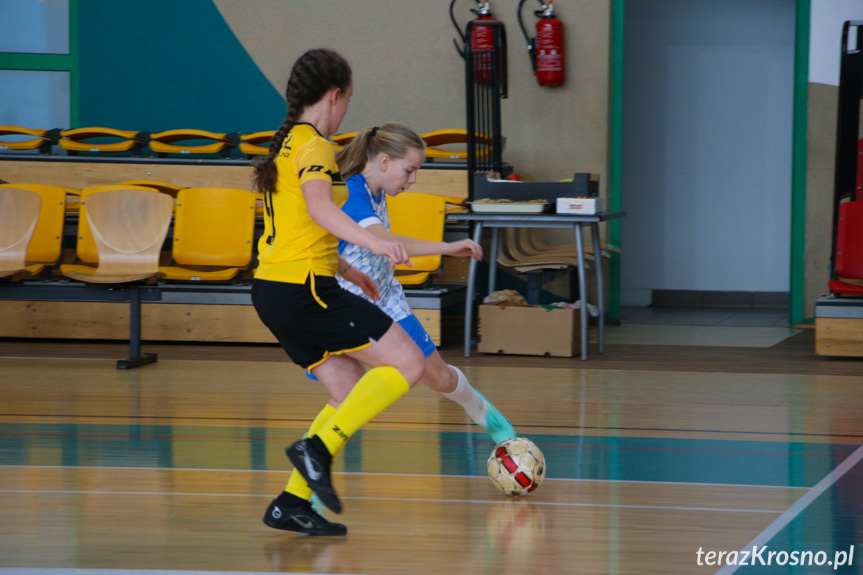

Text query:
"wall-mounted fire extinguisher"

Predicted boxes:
[[518, 0, 565, 87], [450, 0, 498, 83]]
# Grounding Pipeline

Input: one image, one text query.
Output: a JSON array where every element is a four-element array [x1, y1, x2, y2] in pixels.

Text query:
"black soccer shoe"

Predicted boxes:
[[285, 435, 342, 514], [263, 497, 347, 536]]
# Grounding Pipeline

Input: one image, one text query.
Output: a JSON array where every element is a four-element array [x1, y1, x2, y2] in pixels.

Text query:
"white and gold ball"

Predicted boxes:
[[487, 437, 546, 496]]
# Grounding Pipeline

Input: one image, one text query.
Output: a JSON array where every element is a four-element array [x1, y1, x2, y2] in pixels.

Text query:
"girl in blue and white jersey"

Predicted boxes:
[[334, 122, 516, 444]]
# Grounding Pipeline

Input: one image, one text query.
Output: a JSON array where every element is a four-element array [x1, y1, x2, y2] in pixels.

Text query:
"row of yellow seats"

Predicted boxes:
[[0, 184, 257, 284], [1, 184, 451, 288], [0, 126, 471, 159], [0, 126, 235, 156], [39, 179, 262, 216]]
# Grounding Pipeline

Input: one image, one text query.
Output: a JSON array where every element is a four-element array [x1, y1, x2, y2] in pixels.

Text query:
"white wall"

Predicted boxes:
[[809, 0, 863, 87], [0, 0, 69, 54], [0, 70, 70, 133], [621, 0, 795, 305], [0, 1, 71, 144], [213, 0, 611, 186]]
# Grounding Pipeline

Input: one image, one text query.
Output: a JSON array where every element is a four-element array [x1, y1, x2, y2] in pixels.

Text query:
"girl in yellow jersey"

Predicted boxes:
[[251, 48, 425, 536]]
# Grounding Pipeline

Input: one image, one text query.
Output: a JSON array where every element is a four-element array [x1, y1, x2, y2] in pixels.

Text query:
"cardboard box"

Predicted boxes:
[[478, 304, 581, 357], [556, 197, 605, 215]]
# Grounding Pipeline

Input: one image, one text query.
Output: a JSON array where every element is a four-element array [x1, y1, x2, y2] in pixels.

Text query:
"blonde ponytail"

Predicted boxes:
[[335, 122, 425, 180]]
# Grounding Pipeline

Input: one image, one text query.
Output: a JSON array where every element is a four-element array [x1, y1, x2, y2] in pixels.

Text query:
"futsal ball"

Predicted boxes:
[[487, 437, 546, 496]]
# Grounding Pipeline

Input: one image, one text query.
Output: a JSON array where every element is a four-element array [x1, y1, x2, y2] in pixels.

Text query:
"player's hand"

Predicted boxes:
[[446, 239, 483, 261], [341, 267, 381, 301], [371, 239, 412, 268]]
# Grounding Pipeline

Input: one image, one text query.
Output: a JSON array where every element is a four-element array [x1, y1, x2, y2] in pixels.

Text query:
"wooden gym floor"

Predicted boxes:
[[1, 311, 862, 575]]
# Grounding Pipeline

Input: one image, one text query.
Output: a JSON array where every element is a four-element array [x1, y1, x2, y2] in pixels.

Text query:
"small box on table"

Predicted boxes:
[[478, 304, 581, 357], [556, 197, 605, 215]]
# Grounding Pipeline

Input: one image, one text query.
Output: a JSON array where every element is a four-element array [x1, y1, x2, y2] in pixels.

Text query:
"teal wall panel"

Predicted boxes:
[[77, 0, 284, 133]]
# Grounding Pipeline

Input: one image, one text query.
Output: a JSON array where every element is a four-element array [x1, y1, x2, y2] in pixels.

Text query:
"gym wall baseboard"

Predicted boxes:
[[651, 290, 789, 309]]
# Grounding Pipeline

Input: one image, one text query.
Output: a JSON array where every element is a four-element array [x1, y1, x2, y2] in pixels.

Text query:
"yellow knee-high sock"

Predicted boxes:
[[284, 403, 336, 499], [315, 366, 410, 456]]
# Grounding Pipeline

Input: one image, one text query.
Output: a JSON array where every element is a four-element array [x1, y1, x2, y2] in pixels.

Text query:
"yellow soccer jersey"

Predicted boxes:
[[255, 123, 348, 283]]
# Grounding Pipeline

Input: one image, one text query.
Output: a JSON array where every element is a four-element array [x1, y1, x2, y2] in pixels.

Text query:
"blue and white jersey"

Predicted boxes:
[[337, 174, 413, 322]]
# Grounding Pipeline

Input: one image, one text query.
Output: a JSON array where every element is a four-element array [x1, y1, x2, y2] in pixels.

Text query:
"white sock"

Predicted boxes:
[[441, 365, 489, 427]]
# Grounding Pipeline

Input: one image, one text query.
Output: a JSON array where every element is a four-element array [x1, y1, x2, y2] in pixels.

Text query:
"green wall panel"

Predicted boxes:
[[78, 0, 284, 133]]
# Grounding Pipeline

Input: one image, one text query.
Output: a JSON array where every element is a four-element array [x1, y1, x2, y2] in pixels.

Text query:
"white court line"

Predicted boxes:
[[0, 465, 810, 490], [714, 443, 863, 575], [0, 488, 782, 514]]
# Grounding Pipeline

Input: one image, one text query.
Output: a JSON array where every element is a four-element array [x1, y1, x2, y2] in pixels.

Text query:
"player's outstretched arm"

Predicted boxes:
[[364, 224, 483, 261], [303, 181, 411, 267]]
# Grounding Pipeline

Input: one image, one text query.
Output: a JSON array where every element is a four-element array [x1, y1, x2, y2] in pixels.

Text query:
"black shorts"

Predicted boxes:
[[252, 275, 393, 370]]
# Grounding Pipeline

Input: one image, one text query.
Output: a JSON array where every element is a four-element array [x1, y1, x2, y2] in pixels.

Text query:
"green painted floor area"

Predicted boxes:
[[1, 422, 857, 488], [2, 422, 862, 573]]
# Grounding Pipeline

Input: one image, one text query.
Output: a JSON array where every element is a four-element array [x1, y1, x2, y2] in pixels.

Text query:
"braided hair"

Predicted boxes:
[[252, 48, 352, 194], [335, 122, 426, 181]]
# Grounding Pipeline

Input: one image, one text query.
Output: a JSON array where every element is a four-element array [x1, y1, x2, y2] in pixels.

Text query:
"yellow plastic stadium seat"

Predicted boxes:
[[62, 185, 162, 268], [0, 188, 42, 277], [420, 129, 468, 147], [331, 131, 359, 146], [445, 197, 467, 213], [0, 125, 60, 153], [421, 129, 468, 160], [419, 130, 495, 160], [63, 187, 83, 213], [424, 148, 467, 160], [149, 129, 234, 157], [244, 131, 346, 154], [119, 180, 187, 198], [0, 184, 69, 276], [158, 187, 257, 282], [59, 127, 146, 154], [240, 131, 275, 157], [60, 189, 174, 284], [253, 191, 265, 218], [386, 192, 448, 287]]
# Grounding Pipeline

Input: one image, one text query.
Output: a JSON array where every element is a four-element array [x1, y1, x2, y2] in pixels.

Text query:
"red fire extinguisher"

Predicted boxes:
[[518, 0, 565, 87], [451, 0, 498, 83]]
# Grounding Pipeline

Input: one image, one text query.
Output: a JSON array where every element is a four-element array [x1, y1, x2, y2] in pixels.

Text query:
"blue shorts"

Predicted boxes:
[[306, 313, 434, 380]]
